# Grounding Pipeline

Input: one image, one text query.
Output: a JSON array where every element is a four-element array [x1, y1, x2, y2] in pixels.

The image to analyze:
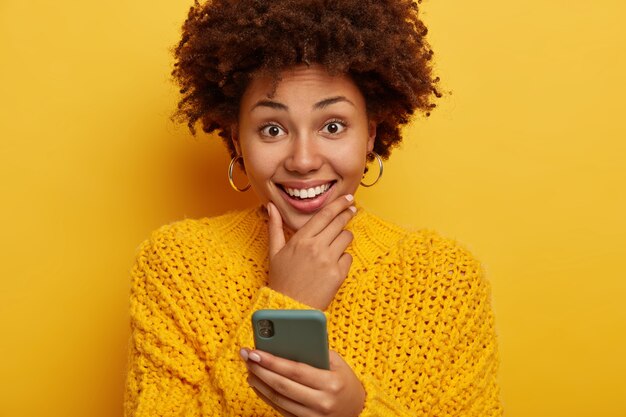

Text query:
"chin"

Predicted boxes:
[[281, 211, 313, 232]]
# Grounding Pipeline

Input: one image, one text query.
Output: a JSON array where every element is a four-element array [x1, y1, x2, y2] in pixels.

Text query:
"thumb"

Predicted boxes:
[[267, 202, 285, 258], [329, 350, 347, 371]]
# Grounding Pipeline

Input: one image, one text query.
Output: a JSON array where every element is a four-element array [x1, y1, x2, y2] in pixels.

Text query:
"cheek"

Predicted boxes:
[[242, 146, 278, 185], [331, 145, 368, 179]]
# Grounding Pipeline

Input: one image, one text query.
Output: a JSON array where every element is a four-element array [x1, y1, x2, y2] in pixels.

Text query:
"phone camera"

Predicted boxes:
[[258, 319, 274, 338]]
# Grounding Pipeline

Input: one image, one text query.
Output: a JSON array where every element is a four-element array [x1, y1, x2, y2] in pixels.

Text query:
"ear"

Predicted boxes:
[[366, 121, 377, 153], [230, 124, 242, 155]]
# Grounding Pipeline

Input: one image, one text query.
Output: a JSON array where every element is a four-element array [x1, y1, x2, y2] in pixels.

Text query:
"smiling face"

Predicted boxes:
[[233, 65, 376, 231]]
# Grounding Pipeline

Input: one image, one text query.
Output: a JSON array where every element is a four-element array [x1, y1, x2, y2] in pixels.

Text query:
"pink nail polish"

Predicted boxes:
[[239, 349, 249, 361], [248, 352, 261, 363], [345, 194, 354, 202]]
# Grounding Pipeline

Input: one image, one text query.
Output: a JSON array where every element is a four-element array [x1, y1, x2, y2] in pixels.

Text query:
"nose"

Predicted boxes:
[[284, 135, 323, 174]]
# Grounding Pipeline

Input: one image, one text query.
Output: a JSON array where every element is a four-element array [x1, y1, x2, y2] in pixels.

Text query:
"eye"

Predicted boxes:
[[321, 120, 346, 135], [260, 124, 286, 137]]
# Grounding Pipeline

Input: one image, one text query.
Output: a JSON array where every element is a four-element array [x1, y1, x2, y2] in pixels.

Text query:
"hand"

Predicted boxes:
[[240, 348, 366, 417], [267, 195, 356, 310]]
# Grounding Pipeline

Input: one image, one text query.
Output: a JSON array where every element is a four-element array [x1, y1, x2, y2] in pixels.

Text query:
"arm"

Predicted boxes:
[[354, 240, 502, 417], [124, 239, 206, 417], [425, 255, 502, 417], [124, 231, 316, 416], [390, 238, 502, 417]]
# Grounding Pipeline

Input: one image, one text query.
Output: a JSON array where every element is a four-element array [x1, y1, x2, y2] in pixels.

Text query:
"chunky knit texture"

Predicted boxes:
[[124, 206, 502, 417]]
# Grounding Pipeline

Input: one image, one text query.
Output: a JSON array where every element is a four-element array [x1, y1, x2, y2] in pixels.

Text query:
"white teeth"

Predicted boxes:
[[283, 183, 332, 199]]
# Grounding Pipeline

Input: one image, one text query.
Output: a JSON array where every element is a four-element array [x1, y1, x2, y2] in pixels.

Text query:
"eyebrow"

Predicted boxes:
[[314, 96, 355, 110], [252, 100, 288, 111], [251, 96, 355, 112]]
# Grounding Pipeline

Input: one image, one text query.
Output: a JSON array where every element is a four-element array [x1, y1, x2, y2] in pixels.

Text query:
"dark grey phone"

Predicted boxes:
[[252, 309, 330, 370]]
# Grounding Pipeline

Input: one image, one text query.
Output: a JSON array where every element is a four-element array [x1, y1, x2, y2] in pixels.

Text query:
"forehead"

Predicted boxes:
[[240, 65, 366, 110]]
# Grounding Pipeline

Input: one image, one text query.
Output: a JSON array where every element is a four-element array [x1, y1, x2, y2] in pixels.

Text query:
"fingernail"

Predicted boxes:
[[239, 348, 249, 361], [345, 194, 354, 202], [349, 206, 357, 213], [266, 203, 271, 216], [248, 351, 261, 363]]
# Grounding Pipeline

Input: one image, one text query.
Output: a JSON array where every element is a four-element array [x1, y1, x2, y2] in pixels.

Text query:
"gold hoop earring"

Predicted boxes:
[[228, 155, 251, 192], [360, 152, 384, 187]]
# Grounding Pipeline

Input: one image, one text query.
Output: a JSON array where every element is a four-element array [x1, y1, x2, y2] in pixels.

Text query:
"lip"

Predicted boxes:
[[276, 181, 336, 214]]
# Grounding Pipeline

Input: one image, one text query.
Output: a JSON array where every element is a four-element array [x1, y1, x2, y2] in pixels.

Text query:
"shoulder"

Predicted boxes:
[[364, 214, 496, 331], [143, 206, 265, 249], [404, 229, 483, 272], [356, 208, 487, 290], [400, 229, 493, 309], [356, 208, 479, 260], [129, 206, 266, 296], [131, 206, 267, 272]]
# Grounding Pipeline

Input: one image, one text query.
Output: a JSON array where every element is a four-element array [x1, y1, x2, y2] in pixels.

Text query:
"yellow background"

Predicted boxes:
[[1, 0, 624, 416]]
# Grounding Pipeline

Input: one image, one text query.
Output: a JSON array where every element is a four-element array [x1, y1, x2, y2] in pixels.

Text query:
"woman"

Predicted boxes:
[[124, 0, 502, 416]]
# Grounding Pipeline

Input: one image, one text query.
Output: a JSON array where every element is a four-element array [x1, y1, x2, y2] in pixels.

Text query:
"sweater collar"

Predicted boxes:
[[345, 204, 407, 268], [229, 205, 407, 268]]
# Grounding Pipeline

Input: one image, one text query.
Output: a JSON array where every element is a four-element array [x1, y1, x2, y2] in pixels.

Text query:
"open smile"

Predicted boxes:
[[282, 182, 334, 199], [275, 181, 337, 213]]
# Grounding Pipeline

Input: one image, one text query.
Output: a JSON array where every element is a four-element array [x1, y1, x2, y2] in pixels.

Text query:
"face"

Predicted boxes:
[[233, 65, 376, 231]]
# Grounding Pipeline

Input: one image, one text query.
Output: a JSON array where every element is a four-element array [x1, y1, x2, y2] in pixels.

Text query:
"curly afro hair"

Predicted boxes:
[[172, 0, 440, 161]]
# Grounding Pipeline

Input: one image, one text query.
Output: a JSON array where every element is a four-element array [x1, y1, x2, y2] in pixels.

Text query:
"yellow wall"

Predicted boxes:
[[1, 0, 624, 416]]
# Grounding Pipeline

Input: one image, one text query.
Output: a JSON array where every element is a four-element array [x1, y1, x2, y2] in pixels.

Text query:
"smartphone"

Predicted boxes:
[[252, 309, 330, 370]]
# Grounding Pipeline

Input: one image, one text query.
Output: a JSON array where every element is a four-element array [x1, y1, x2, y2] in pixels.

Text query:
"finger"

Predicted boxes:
[[329, 229, 354, 256], [248, 374, 307, 417], [247, 349, 330, 390], [337, 252, 353, 279], [329, 350, 347, 371], [299, 194, 355, 237], [315, 206, 356, 245], [267, 202, 286, 258], [250, 385, 298, 417]]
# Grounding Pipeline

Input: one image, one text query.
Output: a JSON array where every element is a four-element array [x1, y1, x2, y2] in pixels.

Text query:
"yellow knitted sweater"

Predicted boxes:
[[124, 206, 502, 417]]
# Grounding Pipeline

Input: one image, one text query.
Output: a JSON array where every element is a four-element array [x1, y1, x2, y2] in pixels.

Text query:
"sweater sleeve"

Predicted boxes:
[[348, 235, 502, 417], [409, 241, 502, 417], [209, 286, 316, 414], [357, 299, 501, 417], [431, 262, 502, 417], [124, 239, 206, 417], [358, 377, 417, 417], [124, 232, 313, 416]]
